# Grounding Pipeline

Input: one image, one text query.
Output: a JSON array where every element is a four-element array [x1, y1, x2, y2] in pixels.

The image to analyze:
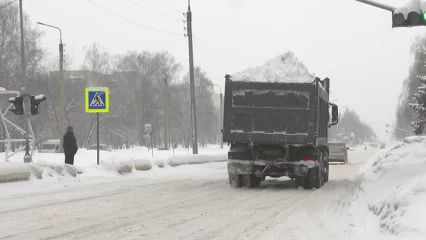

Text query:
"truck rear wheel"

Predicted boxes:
[[229, 174, 242, 188], [241, 174, 261, 188]]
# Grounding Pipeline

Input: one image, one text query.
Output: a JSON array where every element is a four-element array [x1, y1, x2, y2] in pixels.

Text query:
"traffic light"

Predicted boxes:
[[392, 0, 426, 28], [8, 96, 24, 115], [30, 94, 46, 115]]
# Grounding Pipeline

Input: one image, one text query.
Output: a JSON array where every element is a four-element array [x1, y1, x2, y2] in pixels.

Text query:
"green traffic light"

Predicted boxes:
[[423, 11, 426, 21]]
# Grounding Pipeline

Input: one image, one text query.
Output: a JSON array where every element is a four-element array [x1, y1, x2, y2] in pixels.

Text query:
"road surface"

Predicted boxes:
[[0, 149, 377, 240]]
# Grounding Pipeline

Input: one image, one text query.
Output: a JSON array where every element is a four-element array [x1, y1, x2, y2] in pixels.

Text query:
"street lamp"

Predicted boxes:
[[213, 84, 223, 149], [37, 22, 65, 153]]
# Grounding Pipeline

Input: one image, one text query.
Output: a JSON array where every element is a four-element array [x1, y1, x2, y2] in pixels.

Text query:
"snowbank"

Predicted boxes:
[[0, 146, 228, 183], [232, 51, 315, 83], [166, 154, 227, 167], [354, 136, 426, 240], [0, 162, 31, 183]]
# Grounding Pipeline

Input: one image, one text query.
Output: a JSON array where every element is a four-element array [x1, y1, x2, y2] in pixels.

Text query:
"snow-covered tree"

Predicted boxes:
[[395, 35, 426, 139], [409, 75, 426, 135], [329, 109, 377, 142]]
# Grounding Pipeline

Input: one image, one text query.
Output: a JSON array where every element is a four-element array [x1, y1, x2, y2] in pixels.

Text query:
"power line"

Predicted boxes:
[[86, 0, 184, 36], [193, 37, 233, 67], [193, 35, 235, 60], [158, 0, 183, 15], [127, 0, 183, 22], [0, 0, 18, 10], [193, 37, 230, 71], [155, 0, 234, 62]]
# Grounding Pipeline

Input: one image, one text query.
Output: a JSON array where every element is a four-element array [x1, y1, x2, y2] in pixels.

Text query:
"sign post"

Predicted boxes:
[[85, 87, 109, 165], [145, 124, 153, 157]]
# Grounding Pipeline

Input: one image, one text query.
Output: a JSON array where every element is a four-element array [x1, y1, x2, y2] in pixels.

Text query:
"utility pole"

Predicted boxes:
[[19, 0, 31, 162], [186, 1, 198, 154], [163, 74, 170, 149]]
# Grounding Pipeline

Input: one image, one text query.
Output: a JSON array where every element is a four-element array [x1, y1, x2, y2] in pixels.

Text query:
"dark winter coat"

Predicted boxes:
[[63, 132, 78, 156]]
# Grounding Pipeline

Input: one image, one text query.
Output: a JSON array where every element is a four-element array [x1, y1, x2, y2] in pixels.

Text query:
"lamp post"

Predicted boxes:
[[37, 22, 64, 152], [213, 84, 223, 149]]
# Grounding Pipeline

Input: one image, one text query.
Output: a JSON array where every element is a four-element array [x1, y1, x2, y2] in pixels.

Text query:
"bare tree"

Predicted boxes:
[[81, 42, 110, 74], [0, 4, 46, 150]]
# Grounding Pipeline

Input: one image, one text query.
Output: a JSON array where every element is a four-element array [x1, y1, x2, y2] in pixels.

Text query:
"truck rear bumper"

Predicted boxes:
[[227, 159, 315, 177], [328, 155, 345, 161]]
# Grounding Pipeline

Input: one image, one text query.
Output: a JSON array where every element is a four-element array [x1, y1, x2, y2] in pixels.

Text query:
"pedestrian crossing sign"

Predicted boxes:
[[85, 87, 109, 113]]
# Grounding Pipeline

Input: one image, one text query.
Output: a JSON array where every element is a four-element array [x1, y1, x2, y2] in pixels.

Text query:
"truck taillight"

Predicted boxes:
[[303, 156, 317, 162]]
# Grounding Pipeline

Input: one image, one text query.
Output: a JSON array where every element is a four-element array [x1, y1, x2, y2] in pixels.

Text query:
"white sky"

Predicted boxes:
[[15, 0, 426, 141]]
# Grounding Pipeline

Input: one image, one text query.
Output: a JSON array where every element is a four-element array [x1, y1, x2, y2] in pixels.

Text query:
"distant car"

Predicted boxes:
[[87, 144, 112, 151], [380, 143, 386, 149], [38, 139, 61, 153], [370, 143, 378, 147], [328, 141, 348, 164]]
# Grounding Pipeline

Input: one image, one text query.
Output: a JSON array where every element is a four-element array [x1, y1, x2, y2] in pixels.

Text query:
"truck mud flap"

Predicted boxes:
[[227, 160, 255, 175], [293, 165, 309, 177]]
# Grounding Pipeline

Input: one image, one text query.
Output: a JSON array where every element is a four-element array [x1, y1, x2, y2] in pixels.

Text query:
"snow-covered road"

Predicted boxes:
[[0, 149, 377, 240]]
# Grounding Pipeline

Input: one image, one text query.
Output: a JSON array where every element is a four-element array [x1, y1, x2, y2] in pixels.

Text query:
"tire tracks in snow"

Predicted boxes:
[[0, 150, 375, 240], [0, 177, 210, 239]]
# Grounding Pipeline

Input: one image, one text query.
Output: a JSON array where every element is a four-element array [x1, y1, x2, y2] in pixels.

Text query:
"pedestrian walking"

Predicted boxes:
[[63, 126, 78, 165]]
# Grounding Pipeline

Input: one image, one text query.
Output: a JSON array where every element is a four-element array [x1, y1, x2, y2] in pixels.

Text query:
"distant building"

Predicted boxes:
[[49, 70, 136, 89]]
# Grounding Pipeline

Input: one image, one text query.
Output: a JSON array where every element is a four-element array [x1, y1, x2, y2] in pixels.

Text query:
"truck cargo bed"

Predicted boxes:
[[223, 79, 329, 146]]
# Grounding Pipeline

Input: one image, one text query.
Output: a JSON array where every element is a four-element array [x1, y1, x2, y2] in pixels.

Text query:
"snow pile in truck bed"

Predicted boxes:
[[353, 136, 426, 240], [232, 51, 315, 83]]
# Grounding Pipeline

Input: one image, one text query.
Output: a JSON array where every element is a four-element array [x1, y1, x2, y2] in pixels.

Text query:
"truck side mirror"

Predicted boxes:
[[329, 105, 339, 127]]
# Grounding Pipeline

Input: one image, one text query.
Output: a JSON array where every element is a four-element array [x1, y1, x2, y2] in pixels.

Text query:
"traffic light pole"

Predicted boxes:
[[23, 94, 31, 162], [355, 0, 395, 11], [19, 0, 30, 163]]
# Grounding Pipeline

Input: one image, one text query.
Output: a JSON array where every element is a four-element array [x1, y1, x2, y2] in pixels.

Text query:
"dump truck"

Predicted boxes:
[[223, 74, 339, 189]]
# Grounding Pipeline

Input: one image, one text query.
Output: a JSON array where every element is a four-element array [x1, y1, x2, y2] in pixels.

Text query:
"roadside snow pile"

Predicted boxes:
[[166, 154, 227, 167], [0, 147, 228, 181], [232, 51, 315, 83], [0, 162, 31, 183], [354, 136, 426, 239]]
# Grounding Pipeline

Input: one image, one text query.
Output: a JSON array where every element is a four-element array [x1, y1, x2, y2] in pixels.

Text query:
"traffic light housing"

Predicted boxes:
[[8, 96, 24, 115], [392, 0, 426, 28], [30, 94, 46, 115]]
